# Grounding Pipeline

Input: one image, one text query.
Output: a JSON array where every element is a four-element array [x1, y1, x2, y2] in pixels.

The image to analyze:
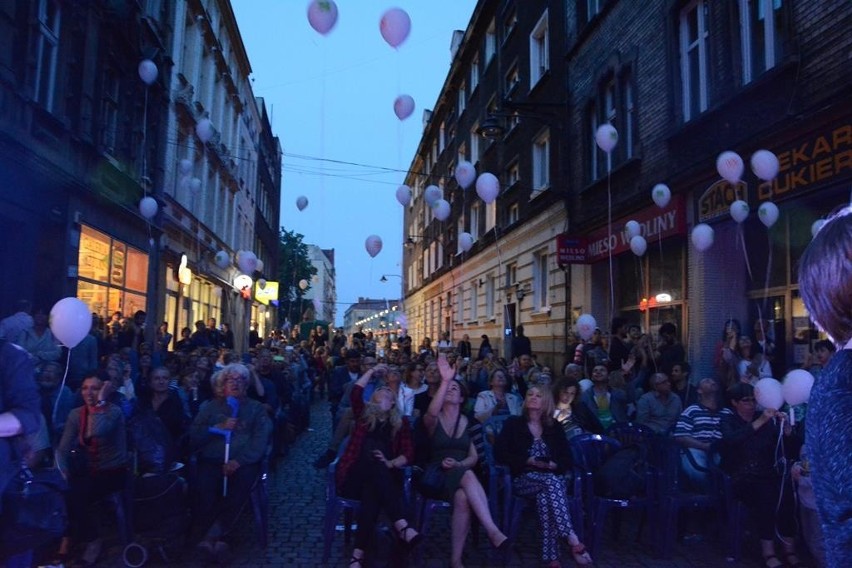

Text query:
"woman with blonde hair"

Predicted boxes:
[[496, 385, 592, 567], [335, 364, 421, 567]]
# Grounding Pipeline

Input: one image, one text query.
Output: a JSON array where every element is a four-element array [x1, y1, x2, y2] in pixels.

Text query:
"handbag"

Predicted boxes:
[[0, 465, 68, 555], [414, 411, 463, 499]]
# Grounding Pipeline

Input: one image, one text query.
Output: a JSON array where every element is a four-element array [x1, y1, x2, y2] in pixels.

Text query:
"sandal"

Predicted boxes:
[[762, 555, 783, 568], [571, 542, 593, 566], [396, 522, 423, 549], [349, 553, 364, 567]]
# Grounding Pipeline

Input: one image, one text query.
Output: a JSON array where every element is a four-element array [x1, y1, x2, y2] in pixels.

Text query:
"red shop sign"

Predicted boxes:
[[585, 194, 687, 263], [556, 235, 589, 266]]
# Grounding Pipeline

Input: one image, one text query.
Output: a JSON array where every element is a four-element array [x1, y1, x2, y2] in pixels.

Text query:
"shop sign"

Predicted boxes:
[[255, 281, 279, 305], [698, 180, 748, 223], [585, 194, 686, 263], [756, 122, 852, 202], [556, 235, 589, 266]]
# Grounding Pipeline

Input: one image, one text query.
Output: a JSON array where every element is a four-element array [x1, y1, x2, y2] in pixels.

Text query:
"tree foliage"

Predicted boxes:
[[277, 228, 317, 325]]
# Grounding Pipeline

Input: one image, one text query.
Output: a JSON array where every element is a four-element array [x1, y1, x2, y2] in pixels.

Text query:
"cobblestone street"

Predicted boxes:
[[88, 398, 762, 567]]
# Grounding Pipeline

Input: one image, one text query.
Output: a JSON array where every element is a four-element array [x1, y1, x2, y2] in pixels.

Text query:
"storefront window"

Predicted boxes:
[[77, 225, 148, 318]]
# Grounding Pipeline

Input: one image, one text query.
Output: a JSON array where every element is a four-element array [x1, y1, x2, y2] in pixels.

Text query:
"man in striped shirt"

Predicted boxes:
[[674, 378, 731, 489]]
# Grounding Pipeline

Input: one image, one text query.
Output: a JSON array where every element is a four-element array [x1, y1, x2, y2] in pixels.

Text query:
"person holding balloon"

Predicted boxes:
[[719, 382, 802, 568]]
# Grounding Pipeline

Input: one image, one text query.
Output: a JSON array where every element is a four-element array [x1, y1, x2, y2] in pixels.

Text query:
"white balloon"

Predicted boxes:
[[139, 196, 158, 219], [455, 161, 476, 189], [237, 251, 257, 274], [730, 200, 750, 223], [307, 0, 338, 35], [754, 377, 784, 410], [782, 369, 815, 406], [811, 219, 826, 237], [458, 232, 474, 252], [758, 202, 779, 228], [625, 220, 641, 239], [716, 151, 744, 184], [214, 250, 230, 269], [178, 158, 193, 175], [296, 196, 309, 211], [595, 123, 618, 153], [189, 177, 202, 194], [255, 259, 264, 273], [750, 150, 780, 181], [475, 172, 499, 204], [138, 59, 158, 85], [299, 279, 308, 290], [576, 314, 597, 341], [578, 379, 594, 393], [196, 118, 214, 143], [433, 199, 451, 221], [365, 235, 383, 258], [396, 185, 411, 206], [691, 224, 715, 252], [379, 7, 411, 48], [393, 95, 415, 120], [652, 184, 671, 208], [630, 235, 647, 257], [50, 297, 92, 348], [424, 185, 442, 207]]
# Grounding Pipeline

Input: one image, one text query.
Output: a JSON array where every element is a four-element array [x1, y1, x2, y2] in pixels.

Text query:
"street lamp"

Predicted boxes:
[[476, 98, 566, 140], [380, 274, 402, 283]]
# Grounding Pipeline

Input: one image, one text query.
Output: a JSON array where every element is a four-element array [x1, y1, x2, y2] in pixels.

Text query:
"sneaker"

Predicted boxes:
[[313, 449, 336, 469]]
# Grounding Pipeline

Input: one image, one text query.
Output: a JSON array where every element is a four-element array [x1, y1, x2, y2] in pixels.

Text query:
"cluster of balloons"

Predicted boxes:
[[754, 369, 815, 424]]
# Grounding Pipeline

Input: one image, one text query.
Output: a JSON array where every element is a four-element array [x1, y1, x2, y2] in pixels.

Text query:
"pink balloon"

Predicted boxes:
[[365, 235, 383, 258], [307, 0, 338, 35], [394, 95, 415, 120], [380, 8, 411, 48]]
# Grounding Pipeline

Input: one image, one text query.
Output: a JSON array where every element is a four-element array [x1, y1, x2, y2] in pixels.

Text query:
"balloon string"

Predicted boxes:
[[657, 229, 664, 295], [52, 348, 72, 433], [142, 88, 148, 193], [762, 231, 773, 323], [739, 225, 754, 282], [607, 153, 614, 329], [320, 43, 327, 217]]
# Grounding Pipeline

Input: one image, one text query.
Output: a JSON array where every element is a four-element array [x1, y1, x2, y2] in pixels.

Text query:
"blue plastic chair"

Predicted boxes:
[[481, 415, 513, 529], [570, 433, 657, 558], [322, 438, 361, 562]]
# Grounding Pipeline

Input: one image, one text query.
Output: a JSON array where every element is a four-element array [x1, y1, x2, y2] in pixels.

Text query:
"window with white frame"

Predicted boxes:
[[485, 200, 496, 231], [532, 130, 550, 191], [456, 288, 464, 324], [485, 20, 496, 65], [508, 203, 520, 224], [423, 201, 431, 227], [457, 142, 467, 164], [506, 262, 517, 289], [679, 0, 709, 122], [604, 78, 617, 124], [456, 215, 465, 254], [533, 252, 549, 311], [470, 281, 478, 320], [470, 124, 480, 163], [421, 249, 429, 281], [622, 71, 635, 160], [470, 202, 481, 241], [101, 69, 119, 153], [33, 0, 61, 112], [437, 240, 444, 269], [470, 54, 480, 93], [485, 274, 495, 318], [429, 242, 438, 273], [506, 160, 520, 187], [740, 0, 786, 83], [529, 10, 549, 87], [504, 7, 517, 41], [458, 81, 466, 115], [585, 0, 603, 22]]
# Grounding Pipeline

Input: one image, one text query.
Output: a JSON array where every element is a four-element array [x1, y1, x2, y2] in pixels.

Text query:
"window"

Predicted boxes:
[[470, 202, 481, 240], [604, 78, 616, 124], [485, 199, 496, 231], [456, 288, 464, 324], [740, 0, 787, 83], [101, 69, 119, 153], [533, 252, 549, 311], [508, 203, 520, 224], [470, 281, 478, 320], [587, 104, 599, 181], [457, 142, 467, 164], [458, 81, 466, 115], [470, 124, 480, 163], [506, 262, 517, 289], [530, 10, 549, 87], [470, 54, 480, 92], [439, 122, 446, 153], [503, 6, 517, 40], [505, 63, 520, 95], [506, 160, 520, 187], [484, 20, 496, 65], [456, 215, 466, 254], [532, 130, 550, 191], [485, 275, 496, 318], [621, 71, 635, 160], [585, 0, 603, 22], [679, 0, 709, 122], [33, 0, 61, 112]]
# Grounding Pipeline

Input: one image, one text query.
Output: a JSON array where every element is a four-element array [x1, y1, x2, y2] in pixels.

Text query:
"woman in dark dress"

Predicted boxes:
[[335, 364, 421, 567], [496, 385, 592, 567], [422, 355, 507, 568]]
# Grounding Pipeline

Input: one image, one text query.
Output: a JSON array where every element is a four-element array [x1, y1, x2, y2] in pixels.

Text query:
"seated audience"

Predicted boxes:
[[673, 378, 731, 489], [636, 372, 683, 434], [579, 364, 628, 431], [473, 367, 522, 424]]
